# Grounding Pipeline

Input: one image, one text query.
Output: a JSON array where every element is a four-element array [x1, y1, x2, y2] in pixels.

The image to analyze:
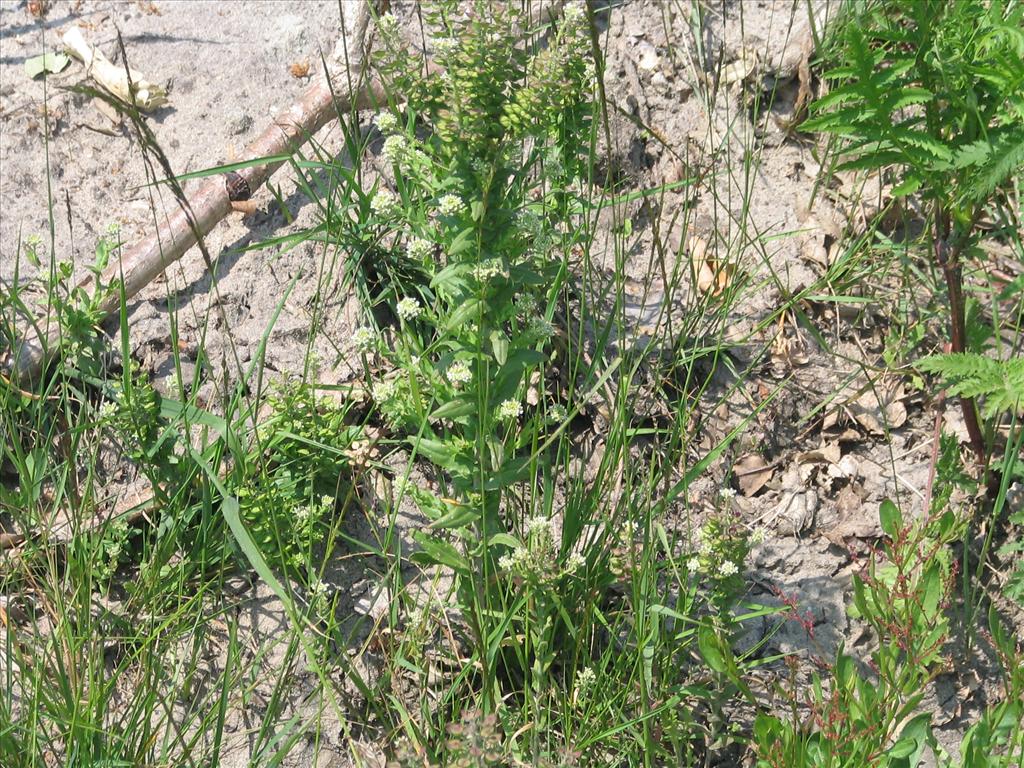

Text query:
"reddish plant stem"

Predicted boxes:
[[934, 210, 987, 470]]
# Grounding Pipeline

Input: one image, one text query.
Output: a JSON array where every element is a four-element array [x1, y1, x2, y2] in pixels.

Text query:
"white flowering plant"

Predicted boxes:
[[353, 1, 596, 510], [349, 0, 604, 733]]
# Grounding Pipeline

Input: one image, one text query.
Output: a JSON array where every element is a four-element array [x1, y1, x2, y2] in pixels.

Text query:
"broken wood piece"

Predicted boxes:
[[62, 26, 168, 111]]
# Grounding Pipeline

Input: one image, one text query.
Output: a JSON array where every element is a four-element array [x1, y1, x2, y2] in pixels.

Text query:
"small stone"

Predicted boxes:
[[637, 41, 659, 71], [230, 114, 253, 135]]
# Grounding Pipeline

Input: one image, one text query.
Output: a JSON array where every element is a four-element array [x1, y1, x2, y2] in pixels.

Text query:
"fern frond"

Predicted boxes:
[[919, 353, 1024, 416], [964, 127, 1024, 201]]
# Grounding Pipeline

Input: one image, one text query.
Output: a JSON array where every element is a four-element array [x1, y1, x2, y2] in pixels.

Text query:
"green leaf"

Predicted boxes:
[[886, 712, 933, 768], [697, 623, 729, 674], [410, 436, 457, 467], [430, 397, 476, 421], [490, 329, 509, 366], [410, 532, 470, 573], [428, 502, 479, 530], [890, 174, 922, 197], [443, 298, 480, 332], [25, 53, 70, 79], [222, 496, 289, 600], [879, 499, 902, 539]]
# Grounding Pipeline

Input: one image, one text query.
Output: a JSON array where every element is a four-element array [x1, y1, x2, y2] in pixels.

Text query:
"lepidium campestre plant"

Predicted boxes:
[[327, 0, 606, 758]]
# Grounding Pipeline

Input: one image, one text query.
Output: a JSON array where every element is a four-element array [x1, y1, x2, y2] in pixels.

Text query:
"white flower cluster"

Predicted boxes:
[[372, 378, 398, 403], [718, 560, 739, 578], [473, 259, 508, 282], [575, 666, 597, 698], [343, 436, 380, 470], [433, 37, 457, 58], [436, 193, 463, 216], [352, 326, 376, 353], [370, 188, 400, 218], [396, 296, 422, 321], [499, 516, 584, 583], [96, 400, 118, 422], [377, 12, 400, 42], [496, 398, 522, 421], [447, 360, 472, 387], [562, 2, 587, 27], [547, 403, 568, 424], [527, 314, 555, 341], [381, 134, 408, 166], [406, 236, 433, 261], [514, 292, 537, 316], [373, 111, 399, 134]]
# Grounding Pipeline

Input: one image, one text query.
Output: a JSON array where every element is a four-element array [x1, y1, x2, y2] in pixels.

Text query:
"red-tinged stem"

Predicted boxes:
[[934, 209, 987, 471]]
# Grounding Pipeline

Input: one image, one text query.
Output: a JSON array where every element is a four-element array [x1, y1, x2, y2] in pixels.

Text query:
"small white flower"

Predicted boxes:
[[396, 297, 422, 321], [370, 188, 400, 218], [447, 361, 472, 387], [686, 556, 701, 572], [719, 487, 737, 500], [528, 315, 555, 340], [499, 547, 528, 572], [621, 520, 637, 542], [575, 666, 596, 692], [473, 259, 508, 282], [526, 516, 554, 539], [562, 2, 587, 28], [548, 403, 568, 423], [96, 401, 118, 421], [377, 12, 399, 41], [373, 111, 399, 134], [352, 326, 376, 352], [371, 379, 398, 402], [437, 193, 463, 216], [718, 560, 739, 578], [496, 398, 522, 421], [381, 134, 408, 165], [565, 552, 586, 574], [294, 502, 316, 525], [750, 527, 767, 545], [406, 236, 433, 261], [515, 293, 538, 316], [434, 37, 457, 58]]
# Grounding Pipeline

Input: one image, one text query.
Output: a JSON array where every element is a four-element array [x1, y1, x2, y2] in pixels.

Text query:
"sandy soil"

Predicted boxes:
[[2, 1, 1017, 764]]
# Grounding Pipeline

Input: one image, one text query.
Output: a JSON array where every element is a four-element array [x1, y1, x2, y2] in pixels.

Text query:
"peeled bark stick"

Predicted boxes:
[[4, 2, 379, 383], [63, 26, 169, 111]]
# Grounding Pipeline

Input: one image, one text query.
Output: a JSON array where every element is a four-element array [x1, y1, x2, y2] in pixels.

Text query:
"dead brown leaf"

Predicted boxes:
[[796, 442, 842, 466], [735, 453, 773, 497], [849, 381, 907, 434], [690, 235, 735, 297], [289, 60, 311, 78]]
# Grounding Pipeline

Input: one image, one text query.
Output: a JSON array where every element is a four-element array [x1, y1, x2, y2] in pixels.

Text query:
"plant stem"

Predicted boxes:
[[933, 211, 987, 470]]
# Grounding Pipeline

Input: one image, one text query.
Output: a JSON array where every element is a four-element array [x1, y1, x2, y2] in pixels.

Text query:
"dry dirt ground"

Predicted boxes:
[[1, 1, 1019, 765]]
